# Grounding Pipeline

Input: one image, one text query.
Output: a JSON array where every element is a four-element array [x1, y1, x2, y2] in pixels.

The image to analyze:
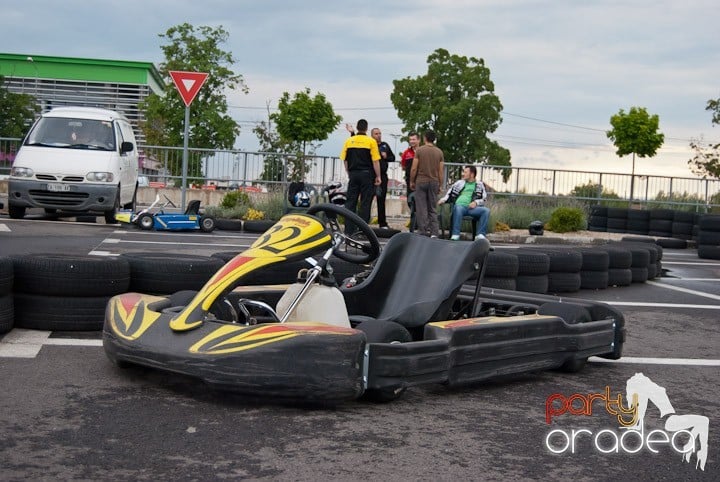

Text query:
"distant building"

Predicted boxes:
[[0, 52, 164, 146]]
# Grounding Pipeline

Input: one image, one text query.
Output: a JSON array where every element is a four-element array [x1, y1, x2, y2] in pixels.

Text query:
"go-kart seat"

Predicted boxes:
[[341, 233, 490, 328], [185, 200, 201, 215]]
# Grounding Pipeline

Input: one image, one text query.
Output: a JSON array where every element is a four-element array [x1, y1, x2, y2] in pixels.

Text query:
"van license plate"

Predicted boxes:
[[47, 183, 71, 192]]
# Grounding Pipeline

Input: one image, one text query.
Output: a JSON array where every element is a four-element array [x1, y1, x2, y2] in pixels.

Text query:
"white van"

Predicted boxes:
[[8, 106, 139, 223]]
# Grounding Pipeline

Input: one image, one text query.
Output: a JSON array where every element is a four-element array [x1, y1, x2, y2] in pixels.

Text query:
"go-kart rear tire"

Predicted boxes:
[[200, 215, 216, 232], [356, 319, 412, 402], [138, 213, 154, 230], [537, 302, 592, 373]]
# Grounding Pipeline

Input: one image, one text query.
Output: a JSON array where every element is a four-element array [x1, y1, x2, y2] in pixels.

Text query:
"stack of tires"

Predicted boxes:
[[120, 253, 224, 295], [482, 251, 519, 291], [605, 208, 628, 233], [11, 254, 131, 331], [599, 246, 632, 287], [515, 250, 550, 294], [697, 215, 720, 260], [544, 248, 582, 294], [626, 209, 650, 235], [587, 206, 608, 232], [672, 211, 695, 240], [0, 257, 13, 334], [578, 248, 610, 290], [648, 209, 674, 238]]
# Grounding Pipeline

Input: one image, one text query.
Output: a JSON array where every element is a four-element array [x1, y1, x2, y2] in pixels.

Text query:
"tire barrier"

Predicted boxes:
[[0, 257, 14, 334], [482, 251, 519, 290], [579, 248, 610, 290], [544, 248, 582, 294], [515, 250, 550, 294], [10, 254, 131, 331], [588, 206, 717, 247], [599, 246, 632, 287], [697, 214, 720, 260], [121, 253, 224, 295]]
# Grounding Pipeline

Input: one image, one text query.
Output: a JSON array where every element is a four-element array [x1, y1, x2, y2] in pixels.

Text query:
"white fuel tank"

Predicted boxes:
[[276, 283, 351, 328]]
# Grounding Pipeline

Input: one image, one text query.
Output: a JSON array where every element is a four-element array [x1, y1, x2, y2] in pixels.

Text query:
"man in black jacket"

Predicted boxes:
[[370, 127, 395, 228]]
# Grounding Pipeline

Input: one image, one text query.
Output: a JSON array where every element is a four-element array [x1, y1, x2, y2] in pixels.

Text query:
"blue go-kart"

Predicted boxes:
[[115, 194, 216, 232]]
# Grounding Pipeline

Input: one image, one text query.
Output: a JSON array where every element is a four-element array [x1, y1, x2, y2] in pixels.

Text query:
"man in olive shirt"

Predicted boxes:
[[340, 119, 382, 224], [410, 130, 444, 237]]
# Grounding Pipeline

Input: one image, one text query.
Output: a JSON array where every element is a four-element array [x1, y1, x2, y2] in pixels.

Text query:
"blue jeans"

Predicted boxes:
[[451, 203, 490, 237]]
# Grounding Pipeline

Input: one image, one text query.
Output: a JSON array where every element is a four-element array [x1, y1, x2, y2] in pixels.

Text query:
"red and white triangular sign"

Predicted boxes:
[[169, 71, 209, 107]]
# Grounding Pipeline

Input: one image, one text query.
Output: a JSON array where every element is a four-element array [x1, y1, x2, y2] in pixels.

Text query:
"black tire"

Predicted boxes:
[[606, 207, 628, 219], [579, 248, 609, 271], [697, 231, 720, 245], [515, 250, 550, 275], [607, 268, 632, 287], [698, 214, 720, 232], [605, 218, 627, 231], [601, 246, 632, 269], [627, 210, 650, 221], [483, 276, 517, 291], [589, 206, 608, 217], [8, 204, 25, 219], [121, 253, 224, 295], [673, 211, 695, 223], [0, 256, 13, 296], [580, 270, 609, 290], [544, 249, 583, 273], [672, 222, 693, 236], [647, 263, 657, 280], [537, 302, 592, 372], [650, 208, 675, 221], [625, 220, 649, 234], [630, 266, 649, 283], [104, 191, 120, 224], [12, 254, 130, 297], [649, 219, 673, 232], [199, 215, 216, 232], [215, 219, 244, 231], [621, 236, 655, 244], [243, 220, 277, 233], [547, 272, 582, 293], [515, 274, 549, 294], [137, 213, 154, 230], [356, 319, 412, 403], [698, 244, 720, 260], [123, 185, 138, 210], [484, 251, 520, 278], [0, 295, 13, 334], [14, 293, 109, 331], [656, 237, 687, 249], [587, 215, 607, 229]]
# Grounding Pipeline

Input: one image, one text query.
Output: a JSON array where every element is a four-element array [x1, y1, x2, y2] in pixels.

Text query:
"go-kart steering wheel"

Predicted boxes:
[[307, 203, 380, 264], [163, 194, 177, 208]]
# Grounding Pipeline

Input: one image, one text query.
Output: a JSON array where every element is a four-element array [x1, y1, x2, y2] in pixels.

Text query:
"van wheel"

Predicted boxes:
[[104, 193, 120, 224], [123, 184, 137, 211], [8, 205, 25, 219]]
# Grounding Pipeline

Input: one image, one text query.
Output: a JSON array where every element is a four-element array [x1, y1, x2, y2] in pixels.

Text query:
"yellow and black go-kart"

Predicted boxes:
[[103, 204, 625, 403]]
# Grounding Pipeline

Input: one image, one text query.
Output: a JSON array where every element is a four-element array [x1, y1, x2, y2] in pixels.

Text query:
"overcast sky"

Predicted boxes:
[[2, 0, 719, 179]]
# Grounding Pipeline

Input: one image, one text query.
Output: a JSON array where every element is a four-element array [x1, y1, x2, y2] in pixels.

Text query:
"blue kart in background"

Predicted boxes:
[[115, 194, 216, 232]]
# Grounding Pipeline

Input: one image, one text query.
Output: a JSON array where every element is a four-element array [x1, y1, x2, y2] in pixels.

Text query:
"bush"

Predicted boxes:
[[545, 207, 586, 233], [221, 190, 251, 209]]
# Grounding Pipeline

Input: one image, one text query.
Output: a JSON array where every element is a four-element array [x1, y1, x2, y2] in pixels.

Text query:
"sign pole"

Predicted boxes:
[[168, 70, 209, 211], [181, 105, 190, 209]]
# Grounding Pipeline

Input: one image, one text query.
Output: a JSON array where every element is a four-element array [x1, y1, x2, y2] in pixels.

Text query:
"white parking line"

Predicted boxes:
[[606, 301, 720, 309], [590, 356, 720, 366], [103, 238, 249, 248], [645, 280, 720, 302], [662, 261, 720, 266], [0, 223, 10, 232]]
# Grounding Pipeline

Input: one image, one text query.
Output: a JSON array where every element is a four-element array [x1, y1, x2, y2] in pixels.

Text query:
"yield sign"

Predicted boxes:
[[169, 71, 209, 106]]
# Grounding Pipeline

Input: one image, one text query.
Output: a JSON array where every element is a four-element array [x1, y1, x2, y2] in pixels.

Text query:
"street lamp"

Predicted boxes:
[[26, 56, 39, 100]]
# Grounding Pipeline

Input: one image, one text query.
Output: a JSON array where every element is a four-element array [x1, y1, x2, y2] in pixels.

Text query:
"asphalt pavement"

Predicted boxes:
[[0, 215, 717, 481]]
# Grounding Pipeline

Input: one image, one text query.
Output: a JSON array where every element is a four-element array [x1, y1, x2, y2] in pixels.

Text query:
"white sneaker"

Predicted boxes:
[[450, 234, 460, 241], [475, 233, 486, 240], [430, 235, 438, 239]]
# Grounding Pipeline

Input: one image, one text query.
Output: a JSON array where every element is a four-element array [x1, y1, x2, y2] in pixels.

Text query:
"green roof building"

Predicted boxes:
[[0, 53, 164, 145]]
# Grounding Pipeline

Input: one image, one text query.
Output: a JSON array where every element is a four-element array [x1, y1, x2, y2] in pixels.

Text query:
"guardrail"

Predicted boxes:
[[2, 137, 719, 210]]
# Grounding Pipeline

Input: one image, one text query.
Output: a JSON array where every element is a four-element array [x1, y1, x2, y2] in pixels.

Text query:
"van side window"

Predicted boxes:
[[115, 123, 125, 152]]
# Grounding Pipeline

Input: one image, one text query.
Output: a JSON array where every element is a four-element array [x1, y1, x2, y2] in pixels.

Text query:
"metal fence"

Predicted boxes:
[[3, 137, 719, 210]]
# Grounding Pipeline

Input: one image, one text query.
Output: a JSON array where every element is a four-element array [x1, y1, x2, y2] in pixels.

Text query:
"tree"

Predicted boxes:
[[254, 103, 303, 183], [0, 75, 39, 138], [606, 107, 664, 199], [270, 88, 341, 181], [140, 23, 248, 181], [390, 48, 511, 181], [687, 96, 720, 180]]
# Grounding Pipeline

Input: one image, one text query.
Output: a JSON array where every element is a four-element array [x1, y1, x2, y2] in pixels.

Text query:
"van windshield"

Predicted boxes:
[[25, 117, 116, 151]]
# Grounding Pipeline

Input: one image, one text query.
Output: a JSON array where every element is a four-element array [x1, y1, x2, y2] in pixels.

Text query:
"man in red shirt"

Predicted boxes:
[[400, 131, 420, 198]]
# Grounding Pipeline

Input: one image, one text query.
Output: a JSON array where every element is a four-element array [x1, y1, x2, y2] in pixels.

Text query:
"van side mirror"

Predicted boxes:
[[120, 141, 134, 154]]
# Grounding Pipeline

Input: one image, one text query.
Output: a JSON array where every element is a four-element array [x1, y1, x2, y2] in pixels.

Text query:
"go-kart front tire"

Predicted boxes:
[[356, 319, 412, 402], [137, 213, 154, 230]]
